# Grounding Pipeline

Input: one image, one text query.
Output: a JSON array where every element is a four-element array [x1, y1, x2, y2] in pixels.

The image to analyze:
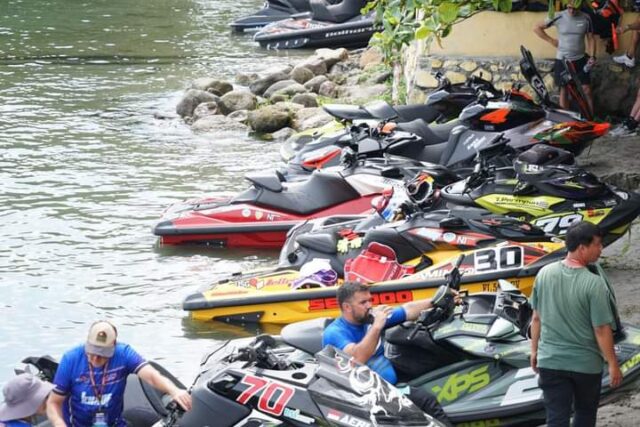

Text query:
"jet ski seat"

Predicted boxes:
[[281, 317, 333, 354], [309, 0, 367, 23], [245, 172, 285, 192], [295, 232, 338, 254], [361, 228, 424, 263], [254, 171, 361, 215], [397, 119, 457, 146], [323, 104, 372, 121]]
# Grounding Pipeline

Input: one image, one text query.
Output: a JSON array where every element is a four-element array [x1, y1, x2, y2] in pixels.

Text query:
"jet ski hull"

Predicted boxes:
[[254, 17, 378, 49], [154, 195, 377, 249], [183, 240, 565, 323]]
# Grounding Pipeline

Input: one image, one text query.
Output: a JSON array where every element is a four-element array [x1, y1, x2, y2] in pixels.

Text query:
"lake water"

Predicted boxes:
[[0, 0, 308, 386]]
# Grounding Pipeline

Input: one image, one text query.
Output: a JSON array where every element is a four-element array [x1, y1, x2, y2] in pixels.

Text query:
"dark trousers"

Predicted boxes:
[[408, 386, 452, 427], [538, 367, 602, 427]]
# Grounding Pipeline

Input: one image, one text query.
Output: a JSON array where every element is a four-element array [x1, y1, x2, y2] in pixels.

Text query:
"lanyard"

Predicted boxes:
[[87, 358, 109, 412]]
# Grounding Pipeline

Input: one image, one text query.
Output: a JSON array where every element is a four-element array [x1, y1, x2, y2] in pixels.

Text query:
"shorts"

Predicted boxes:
[[553, 56, 591, 87]]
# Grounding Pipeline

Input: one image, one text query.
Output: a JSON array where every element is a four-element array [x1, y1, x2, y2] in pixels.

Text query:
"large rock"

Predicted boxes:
[[191, 114, 249, 133], [192, 102, 219, 122], [293, 108, 334, 131], [248, 105, 292, 133], [218, 90, 257, 115], [291, 93, 318, 108], [339, 84, 388, 101], [235, 72, 259, 86], [359, 47, 384, 69], [315, 48, 349, 68], [190, 78, 233, 96], [249, 71, 290, 96], [304, 75, 329, 93], [290, 65, 315, 84], [272, 101, 305, 114], [271, 127, 296, 141], [228, 109, 249, 124], [176, 89, 220, 117], [299, 57, 328, 76], [318, 80, 338, 97], [271, 83, 308, 99], [263, 79, 299, 98]]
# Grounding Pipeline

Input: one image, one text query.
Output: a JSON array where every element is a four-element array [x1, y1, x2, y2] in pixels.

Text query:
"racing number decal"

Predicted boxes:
[[475, 246, 523, 273], [500, 368, 542, 406], [236, 375, 295, 416], [534, 213, 583, 235]]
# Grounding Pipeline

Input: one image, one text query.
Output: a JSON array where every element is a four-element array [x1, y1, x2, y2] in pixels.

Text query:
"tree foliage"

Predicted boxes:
[[362, 0, 514, 65]]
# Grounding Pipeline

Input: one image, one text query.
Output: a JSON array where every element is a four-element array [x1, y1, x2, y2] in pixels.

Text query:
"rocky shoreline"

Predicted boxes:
[[175, 47, 391, 140]]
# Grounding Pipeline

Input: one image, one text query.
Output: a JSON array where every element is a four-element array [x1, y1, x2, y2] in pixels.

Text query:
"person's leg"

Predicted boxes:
[[407, 386, 451, 426], [631, 87, 640, 120], [628, 30, 640, 59], [570, 371, 602, 427], [581, 84, 594, 117], [538, 368, 573, 427], [559, 87, 570, 110]]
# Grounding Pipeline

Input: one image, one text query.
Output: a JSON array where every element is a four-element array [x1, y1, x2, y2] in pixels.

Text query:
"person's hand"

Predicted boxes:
[[587, 56, 596, 67], [617, 24, 630, 34], [451, 289, 463, 306], [371, 305, 393, 330], [530, 351, 538, 373], [609, 363, 623, 388], [550, 38, 558, 48], [171, 389, 193, 411]]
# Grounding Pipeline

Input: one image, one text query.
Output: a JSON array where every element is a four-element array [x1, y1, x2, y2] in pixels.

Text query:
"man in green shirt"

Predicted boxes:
[[530, 221, 622, 427]]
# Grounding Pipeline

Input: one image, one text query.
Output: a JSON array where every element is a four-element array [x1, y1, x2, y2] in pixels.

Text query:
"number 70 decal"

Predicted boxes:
[[236, 375, 295, 416]]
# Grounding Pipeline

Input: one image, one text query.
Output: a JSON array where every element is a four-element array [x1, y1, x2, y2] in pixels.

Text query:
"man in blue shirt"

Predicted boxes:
[[46, 321, 192, 427], [323, 281, 455, 425]]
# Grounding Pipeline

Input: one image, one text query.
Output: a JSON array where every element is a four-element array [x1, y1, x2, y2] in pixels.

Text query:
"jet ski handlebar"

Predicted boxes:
[[227, 334, 291, 370], [407, 255, 465, 340]]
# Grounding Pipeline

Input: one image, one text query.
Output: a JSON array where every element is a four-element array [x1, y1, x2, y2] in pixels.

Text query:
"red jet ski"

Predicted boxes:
[[153, 156, 457, 249]]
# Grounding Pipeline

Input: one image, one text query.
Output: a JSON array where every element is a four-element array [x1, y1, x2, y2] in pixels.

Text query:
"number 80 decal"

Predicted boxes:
[[236, 375, 295, 416]]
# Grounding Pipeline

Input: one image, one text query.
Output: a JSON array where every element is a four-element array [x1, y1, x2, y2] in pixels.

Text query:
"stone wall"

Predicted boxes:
[[409, 55, 639, 118]]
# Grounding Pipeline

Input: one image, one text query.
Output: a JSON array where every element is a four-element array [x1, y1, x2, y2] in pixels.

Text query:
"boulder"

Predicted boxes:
[[270, 94, 288, 103], [304, 75, 329, 93], [218, 90, 257, 115], [359, 46, 384, 69], [190, 78, 233, 96], [248, 105, 292, 133], [293, 108, 334, 131], [338, 84, 388, 102], [318, 80, 338, 97], [176, 89, 220, 117], [315, 48, 349, 68], [291, 93, 319, 108], [272, 101, 305, 114], [228, 109, 249, 123], [369, 70, 392, 84], [290, 65, 315, 84], [271, 83, 308, 99], [191, 114, 249, 133], [249, 71, 290, 96], [235, 72, 259, 86], [263, 79, 299, 99], [192, 102, 219, 122], [299, 57, 328, 76], [271, 127, 296, 141]]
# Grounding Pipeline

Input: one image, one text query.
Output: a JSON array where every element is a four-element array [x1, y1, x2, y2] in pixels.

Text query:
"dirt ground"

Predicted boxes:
[[574, 135, 640, 425]]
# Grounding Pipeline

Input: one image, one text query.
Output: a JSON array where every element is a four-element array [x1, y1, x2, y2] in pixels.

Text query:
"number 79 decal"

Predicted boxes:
[[534, 213, 583, 235], [236, 375, 295, 417]]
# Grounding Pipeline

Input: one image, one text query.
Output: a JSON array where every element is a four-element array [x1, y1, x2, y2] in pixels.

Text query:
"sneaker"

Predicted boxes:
[[613, 54, 636, 68]]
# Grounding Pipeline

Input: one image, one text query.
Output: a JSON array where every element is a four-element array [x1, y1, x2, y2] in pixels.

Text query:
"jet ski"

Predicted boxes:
[[152, 151, 457, 248], [182, 209, 565, 323], [230, 0, 320, 33], [440, 143, 640, 246], [253, 0, 377, 49]]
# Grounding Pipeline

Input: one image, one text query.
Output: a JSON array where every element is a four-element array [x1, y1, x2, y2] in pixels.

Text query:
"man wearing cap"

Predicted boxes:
[[0, 373, 53, 427], [47, 321, 192, 427]]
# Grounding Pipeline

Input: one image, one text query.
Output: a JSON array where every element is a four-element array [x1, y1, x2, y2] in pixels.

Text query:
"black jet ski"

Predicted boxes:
[[253, 0, 377, 49], [230, 0, 315, 32]]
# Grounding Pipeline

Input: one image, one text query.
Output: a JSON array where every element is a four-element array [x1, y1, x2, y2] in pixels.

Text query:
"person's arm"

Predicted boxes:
[[586, 32, 596, 59], [46, 392, 68, 427], [619, 18, 640, 33], [530, 310, 541, 373], [594, 324, 623, 388], [402, 299, 433, 321], [534, 20, 558, 48], [342, 305, 393, 364], [137, 365, 193, 411]]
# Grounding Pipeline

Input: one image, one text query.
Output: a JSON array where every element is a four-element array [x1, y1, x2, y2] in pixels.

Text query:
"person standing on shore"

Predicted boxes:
[[533, 0, 596, 114], [530, 222, 622, 426], [47, 321, 192, 427]]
